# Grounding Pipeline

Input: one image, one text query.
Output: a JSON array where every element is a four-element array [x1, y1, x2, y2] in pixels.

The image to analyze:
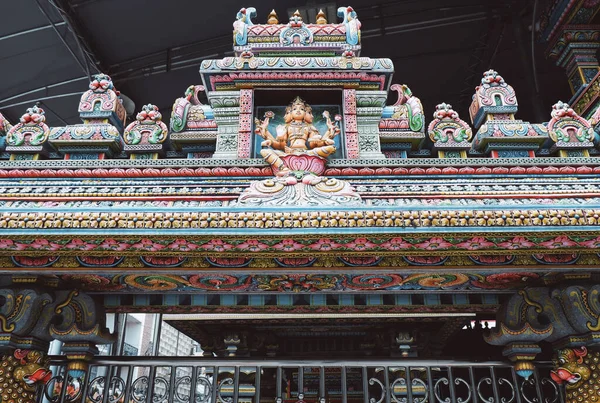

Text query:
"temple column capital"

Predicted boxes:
[[547, 25, 600, 94]]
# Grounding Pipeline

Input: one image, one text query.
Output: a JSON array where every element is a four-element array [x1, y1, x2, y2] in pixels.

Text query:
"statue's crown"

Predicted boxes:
[[291, 96, 306, 107]]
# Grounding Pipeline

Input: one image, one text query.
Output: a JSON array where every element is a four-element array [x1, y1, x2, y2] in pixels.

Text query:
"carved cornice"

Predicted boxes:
[[0, 231, 597, 257]]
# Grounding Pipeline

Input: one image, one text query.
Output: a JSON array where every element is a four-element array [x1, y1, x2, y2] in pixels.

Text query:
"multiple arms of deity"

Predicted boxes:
[[254, 113, 287, 150], [309, 110, 340, 147], [254, 110, 341, 150]]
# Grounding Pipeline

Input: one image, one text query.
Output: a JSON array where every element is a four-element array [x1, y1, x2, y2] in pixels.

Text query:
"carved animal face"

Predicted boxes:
[[13, 350, 52, 391], [22, 367, 52, 386], [551, 347, 590, 387], [89, 73, 115, 93]]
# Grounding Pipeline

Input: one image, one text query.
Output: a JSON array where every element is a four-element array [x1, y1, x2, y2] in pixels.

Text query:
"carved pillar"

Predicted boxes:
[[547, 26, 600, 95], [60, 342, 98, 403], [343, 89, 359, 159], [355, 90, 386, 159], [47, 289, 113, 403], [209, 91, 242, 159], [487, 284, 600, 392], [0, 288, 113, 403], [0, 288, 56, 403], [224, 333, 242, 357]]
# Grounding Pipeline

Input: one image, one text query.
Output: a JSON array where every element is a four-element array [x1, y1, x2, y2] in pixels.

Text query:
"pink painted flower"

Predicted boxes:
[[30, 238, 61, 251], [379, 237, 412, 251], [497, 236, 535, 250], [131, 238, 166, 251], [237, 239, 269, 252], [7, 240, 28, 251], [455, 236, 495, 251], [580, 236, 600, 249], [539, 235, 577, 249], [345, 237, 377, 251], [167, 239, 199, 251], [273, 239, 304, 252], [65, 239, 96, 251], [98, 238, 129, 251], [201, 239, 233, 252], [308, 238, 341, 251], [414, 237, 453, 250], [0, 239, 15, 249]]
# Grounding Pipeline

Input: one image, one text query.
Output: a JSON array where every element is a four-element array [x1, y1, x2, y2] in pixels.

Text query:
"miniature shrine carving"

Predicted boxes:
[[254, 96, 340, 175], [235, 96, 362, 206]]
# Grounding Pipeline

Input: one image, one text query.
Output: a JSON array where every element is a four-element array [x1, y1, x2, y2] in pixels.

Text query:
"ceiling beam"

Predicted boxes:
[[0, 22, 66, 42], [0, 76, 88, 105], [34, 0, 91, 80], [46, 0, 106, 74]]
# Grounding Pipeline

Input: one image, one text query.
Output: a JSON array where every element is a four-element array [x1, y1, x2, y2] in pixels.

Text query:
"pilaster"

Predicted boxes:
[[237, 89, 254, 158], [356, 90, 386, 159], [209, 91, 242, 160]]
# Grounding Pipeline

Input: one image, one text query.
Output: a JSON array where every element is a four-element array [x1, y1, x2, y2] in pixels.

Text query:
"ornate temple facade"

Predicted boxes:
[[1, 1, 600, 403]]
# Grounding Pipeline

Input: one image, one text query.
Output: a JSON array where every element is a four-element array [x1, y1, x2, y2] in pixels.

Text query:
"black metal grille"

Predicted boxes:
[[43, 357, 562, 403]]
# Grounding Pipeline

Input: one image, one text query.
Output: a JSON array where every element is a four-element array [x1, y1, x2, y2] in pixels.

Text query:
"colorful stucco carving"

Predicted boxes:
[[0, 4, 600, 401]]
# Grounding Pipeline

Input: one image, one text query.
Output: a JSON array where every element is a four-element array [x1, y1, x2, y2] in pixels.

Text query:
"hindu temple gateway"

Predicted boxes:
[[1, 0, 600, 402]]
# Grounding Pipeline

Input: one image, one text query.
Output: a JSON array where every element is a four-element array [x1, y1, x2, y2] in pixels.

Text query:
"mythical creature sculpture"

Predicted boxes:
[[125, 104, 167, 145], [428, 102, 472, 158], [254, 96, 341, 178], [337, 6, 361, 45], [6, 106, 49, 148], [5, 106, 50, 159], [78, 73, 126, 129], [169, 85, 217, 154], [0, 349, 51, 403], [547, 101, 595, 155], [551, 347, 600, 403], [590, 104, 600, 131], [233, 7, 256, 46], [123, 104, 169, 158], [387, 84, 424, 132]]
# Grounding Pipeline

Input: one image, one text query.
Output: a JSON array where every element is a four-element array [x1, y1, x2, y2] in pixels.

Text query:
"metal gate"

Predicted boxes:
[[43, 357, 562, 403]]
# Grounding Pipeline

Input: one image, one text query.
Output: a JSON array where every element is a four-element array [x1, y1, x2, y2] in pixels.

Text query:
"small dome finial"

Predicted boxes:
[[316, 9, 327, 24], [267, 9, 279, 24]]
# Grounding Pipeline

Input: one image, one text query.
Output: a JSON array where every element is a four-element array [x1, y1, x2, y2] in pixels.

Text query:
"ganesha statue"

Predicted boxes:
[[551, 347, 600, 403], [234, 96, 362, 206]]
